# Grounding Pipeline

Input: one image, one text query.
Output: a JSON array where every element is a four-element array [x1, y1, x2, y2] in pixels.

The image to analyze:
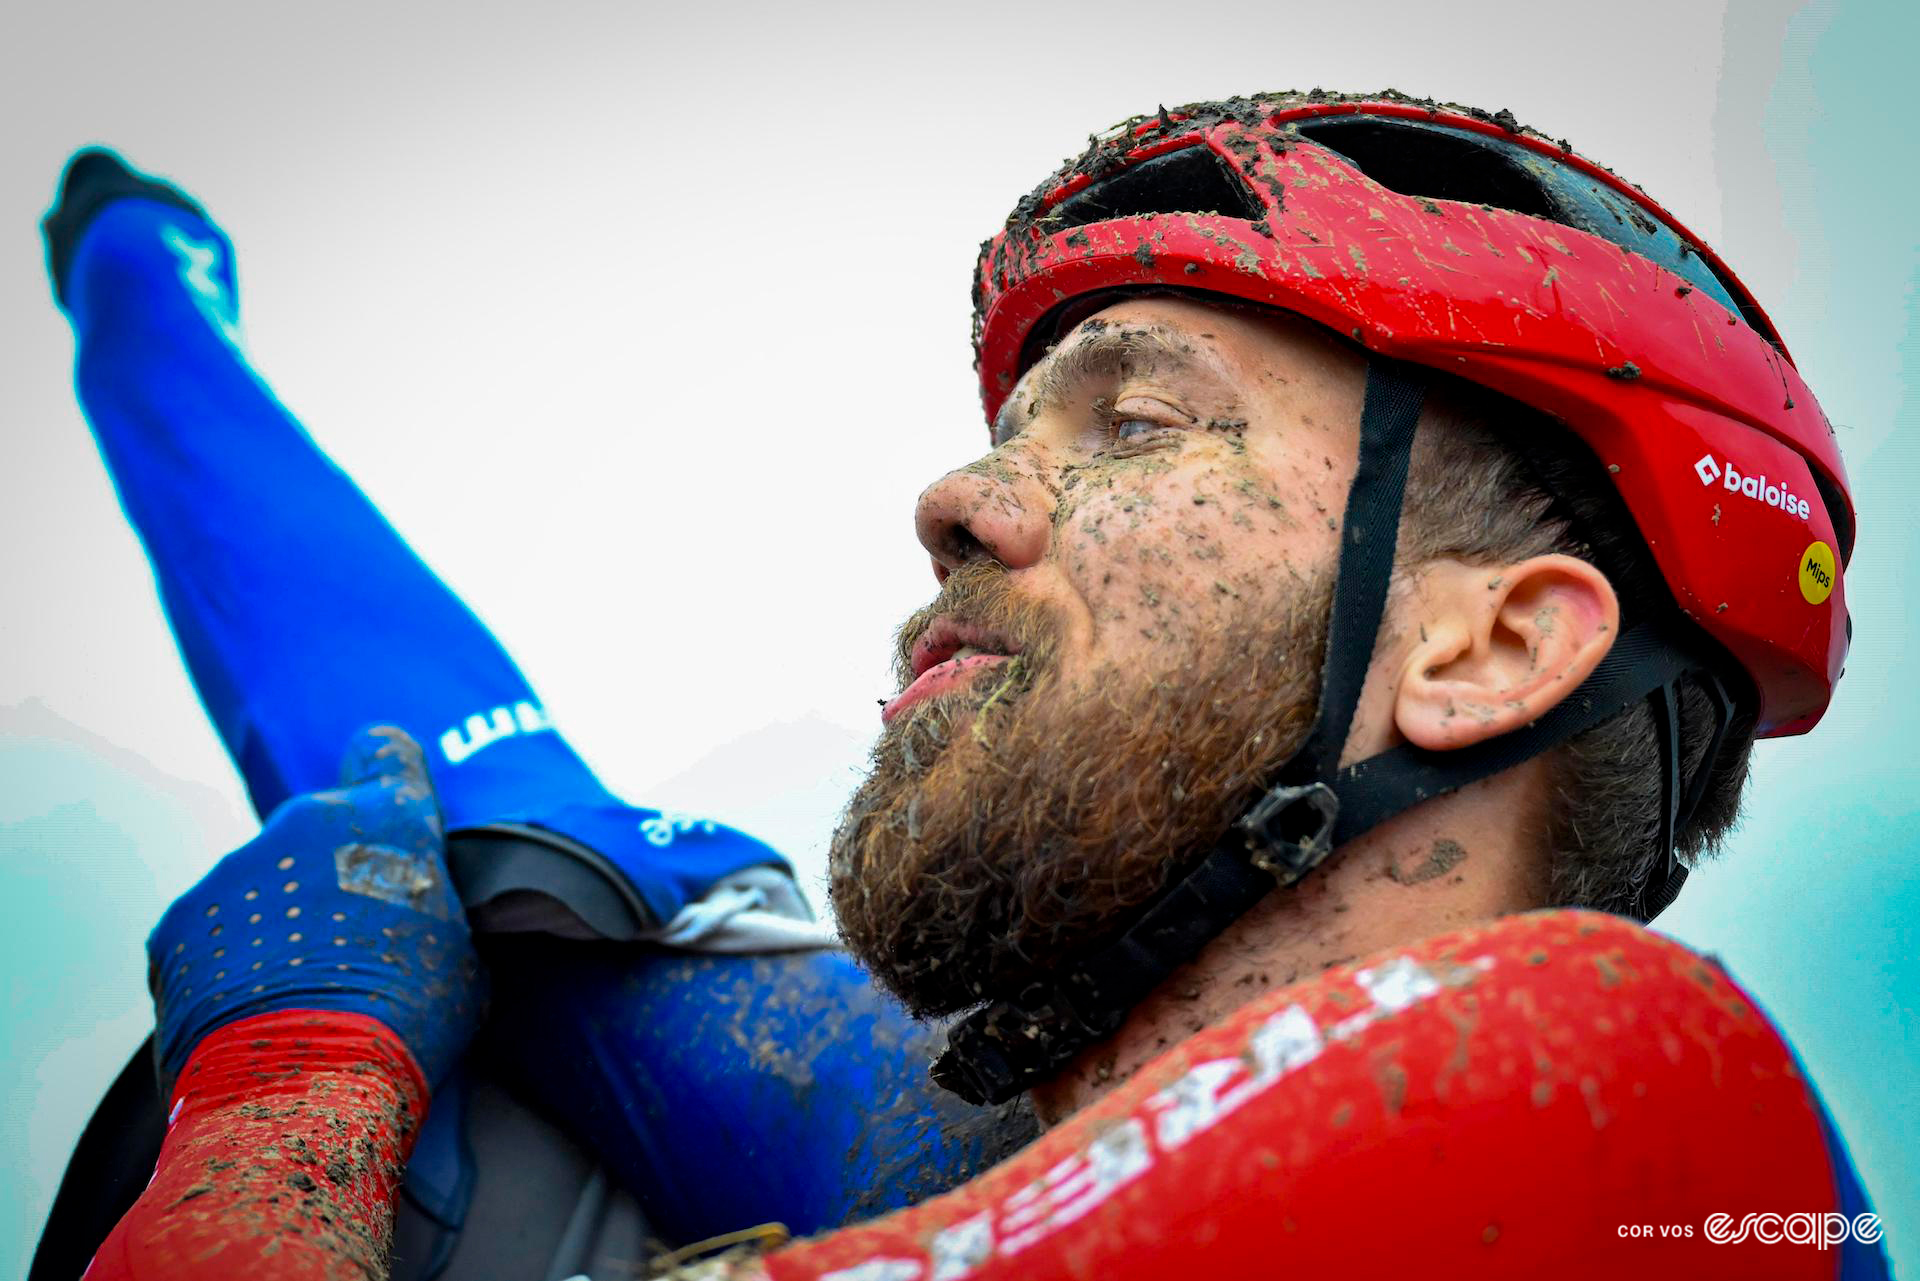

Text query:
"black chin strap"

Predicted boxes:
[[931, 359, 1731, 1106], [1283, 361, 1429, 782]]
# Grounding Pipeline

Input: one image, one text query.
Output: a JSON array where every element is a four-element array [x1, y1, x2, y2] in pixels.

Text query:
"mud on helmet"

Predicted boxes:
[[932, 91, 1855, 1105]]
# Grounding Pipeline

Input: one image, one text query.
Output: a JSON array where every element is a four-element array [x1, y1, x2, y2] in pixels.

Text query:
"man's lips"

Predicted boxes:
[[909, 616, 1022, 679], [882, 653, 1011, 723], [884, 616, 1023, 723]]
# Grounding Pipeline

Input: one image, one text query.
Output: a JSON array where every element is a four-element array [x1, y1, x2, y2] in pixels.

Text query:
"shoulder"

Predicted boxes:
[[1128, 909, 1850, 1236], [1312, 908, 1818, 1134]]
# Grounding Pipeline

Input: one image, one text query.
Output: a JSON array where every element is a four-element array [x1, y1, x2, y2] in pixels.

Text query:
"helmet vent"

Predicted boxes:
[[1047, 144, 1264, 231], [1293, 117, 1564, 221], [1295, 116, 1778, 346]]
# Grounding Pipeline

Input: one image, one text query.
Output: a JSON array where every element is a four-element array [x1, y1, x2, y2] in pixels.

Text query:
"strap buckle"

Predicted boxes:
[[1236, 782, 1340, 886], [929, 975, 1125, 1106]]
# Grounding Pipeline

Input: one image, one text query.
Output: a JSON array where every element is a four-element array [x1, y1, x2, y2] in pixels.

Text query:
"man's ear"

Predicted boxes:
[[1394, 554, 1620, 751]]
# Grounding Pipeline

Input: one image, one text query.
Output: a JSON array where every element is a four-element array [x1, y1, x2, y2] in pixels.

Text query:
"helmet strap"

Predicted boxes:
[[1327, 622, 1730, 861], [1279, 358, 1429, 780], [1634, 663, 1734, 919]]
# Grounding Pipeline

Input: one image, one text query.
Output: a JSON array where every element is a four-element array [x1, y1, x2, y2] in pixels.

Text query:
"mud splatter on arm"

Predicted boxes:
[[84, 1011, 424, 1281]]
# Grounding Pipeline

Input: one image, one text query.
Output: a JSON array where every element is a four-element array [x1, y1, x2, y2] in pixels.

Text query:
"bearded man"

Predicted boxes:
[[37, 94, 1886, 1281]]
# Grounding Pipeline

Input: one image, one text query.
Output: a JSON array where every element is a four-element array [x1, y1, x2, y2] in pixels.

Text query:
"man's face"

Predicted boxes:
[[830, 296, 1372, 1016]]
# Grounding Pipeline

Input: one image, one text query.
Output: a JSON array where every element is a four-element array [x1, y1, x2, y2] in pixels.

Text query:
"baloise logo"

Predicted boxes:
[[1694, 453, 1812, 521]]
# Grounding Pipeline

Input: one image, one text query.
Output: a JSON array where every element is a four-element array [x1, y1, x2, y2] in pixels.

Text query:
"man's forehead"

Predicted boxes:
[[1051, 297, 1237, 367]]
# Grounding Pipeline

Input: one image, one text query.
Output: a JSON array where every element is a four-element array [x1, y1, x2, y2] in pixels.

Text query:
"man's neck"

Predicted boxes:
[[1027, 772, 1548, 1126]]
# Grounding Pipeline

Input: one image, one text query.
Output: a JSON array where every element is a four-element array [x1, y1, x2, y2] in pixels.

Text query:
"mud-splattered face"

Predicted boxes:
[[829, 297, 1367, 1017]]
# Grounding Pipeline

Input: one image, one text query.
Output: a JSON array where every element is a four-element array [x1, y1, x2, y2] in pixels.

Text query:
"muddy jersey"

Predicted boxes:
[[757, 912, 1888, 1281]]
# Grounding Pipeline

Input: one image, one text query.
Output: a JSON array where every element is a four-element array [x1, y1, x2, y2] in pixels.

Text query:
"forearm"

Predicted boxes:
[[87, 1010, 428, 1281], [480, 941, 1036, 1242]]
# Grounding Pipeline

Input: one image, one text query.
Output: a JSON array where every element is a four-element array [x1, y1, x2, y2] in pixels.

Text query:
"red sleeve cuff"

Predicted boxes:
[[168, 1008, 430, 1130]]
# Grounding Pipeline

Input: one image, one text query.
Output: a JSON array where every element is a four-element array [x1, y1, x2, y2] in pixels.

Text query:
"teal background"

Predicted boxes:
[[1662, 0, 1917, 1264], [0, 0, 1911, 1275]]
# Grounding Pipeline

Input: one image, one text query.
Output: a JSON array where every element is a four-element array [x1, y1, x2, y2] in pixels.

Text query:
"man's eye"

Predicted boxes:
[[1097, 396, 1187, 441]]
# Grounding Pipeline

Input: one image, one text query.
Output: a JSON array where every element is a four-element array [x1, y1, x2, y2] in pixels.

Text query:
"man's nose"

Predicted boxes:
[[914, 451, 1055, 582]]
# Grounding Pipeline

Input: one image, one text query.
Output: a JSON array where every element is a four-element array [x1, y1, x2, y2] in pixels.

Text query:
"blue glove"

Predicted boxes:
[[148, 726, 484, 1091]]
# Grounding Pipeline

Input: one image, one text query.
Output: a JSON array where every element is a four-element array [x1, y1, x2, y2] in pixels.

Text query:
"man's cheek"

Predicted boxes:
[[1062, 481, 1247, 591], [1048, 531, 1195, 656], [1053, 490, 1117, 569], [1181, 467, 1302, 572], [1198, 455, 1304, 531]]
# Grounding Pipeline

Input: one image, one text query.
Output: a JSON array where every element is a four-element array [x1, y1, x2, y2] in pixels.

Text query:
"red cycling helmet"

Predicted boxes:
[[932, 92, 1856, 1106], [974, 91, 1850, 734]]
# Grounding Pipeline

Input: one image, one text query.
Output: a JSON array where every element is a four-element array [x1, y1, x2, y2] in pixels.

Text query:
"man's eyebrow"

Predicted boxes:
[[1034, 325, 1206, 408], [996, 325, 1210, 444]]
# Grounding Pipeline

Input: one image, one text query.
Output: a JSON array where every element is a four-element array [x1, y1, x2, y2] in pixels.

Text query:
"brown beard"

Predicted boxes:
[[828, 560, 1334, 1018]]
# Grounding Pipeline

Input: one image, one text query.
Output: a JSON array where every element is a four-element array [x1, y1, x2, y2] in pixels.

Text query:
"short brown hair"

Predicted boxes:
[[1394, 378, 1757, 914]]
